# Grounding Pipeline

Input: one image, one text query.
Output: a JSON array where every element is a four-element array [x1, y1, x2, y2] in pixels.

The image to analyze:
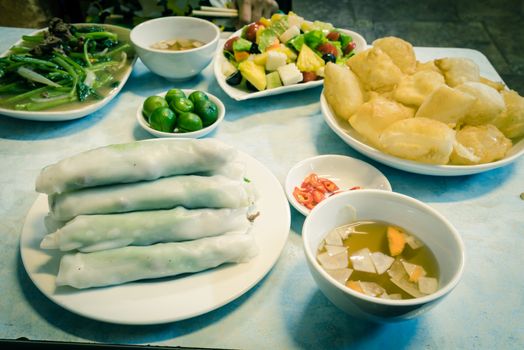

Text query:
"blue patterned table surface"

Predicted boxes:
[[0, 26, 523, 349]]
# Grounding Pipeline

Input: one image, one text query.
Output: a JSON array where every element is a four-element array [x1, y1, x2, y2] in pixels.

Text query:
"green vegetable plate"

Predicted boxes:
[[0, 23, 137, 121], [136, 89, 225, 139], [214, 25, 366, 101]]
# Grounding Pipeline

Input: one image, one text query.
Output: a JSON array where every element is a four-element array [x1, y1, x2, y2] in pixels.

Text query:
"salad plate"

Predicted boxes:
[[20, 150, 291, 325], [0, 23, 136, 122], [321, 47, 524, 176], [214, 26, 366, 101], [285, 154, 392, 216]]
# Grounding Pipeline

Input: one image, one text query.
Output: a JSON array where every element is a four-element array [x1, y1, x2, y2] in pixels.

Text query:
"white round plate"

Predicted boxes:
[[20, 151, 290, 325], [214, 28, 367, 101], [320, 91, 524, 176], [0, 24, 136, 121], [137, 89, 225, 138], [285, 154, 392, 216]]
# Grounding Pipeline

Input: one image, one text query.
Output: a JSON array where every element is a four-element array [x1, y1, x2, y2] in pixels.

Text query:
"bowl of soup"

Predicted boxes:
[[302, 189, 465, 322], [130, 16, 220, 80]]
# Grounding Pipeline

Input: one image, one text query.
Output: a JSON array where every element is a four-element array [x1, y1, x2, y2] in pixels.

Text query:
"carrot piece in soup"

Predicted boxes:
[[347, 280, 364, 293], [409, 265, 425, 282], [387, 226, 406, 256]]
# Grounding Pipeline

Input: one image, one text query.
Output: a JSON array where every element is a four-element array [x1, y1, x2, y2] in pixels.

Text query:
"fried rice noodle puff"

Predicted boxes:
[[323, 62, 364, 120], [492, 89, 524, 139], [347, 46, 403, 93], [379, 117, 455, 164], [349, 95, 415, 147], [372, 36, 417, 75], [450, 125, 512, 165], [394, 70, 445, 107], [415, 84, 476, 126], [415, 60, 441, 74], [456, 82, 505, 126], [479, 76, 505, 92], [435, 57, 480, 87]]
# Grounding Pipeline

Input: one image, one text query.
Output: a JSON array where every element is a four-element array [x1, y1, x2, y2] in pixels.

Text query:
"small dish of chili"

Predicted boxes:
[[285, 155, 392, 216]]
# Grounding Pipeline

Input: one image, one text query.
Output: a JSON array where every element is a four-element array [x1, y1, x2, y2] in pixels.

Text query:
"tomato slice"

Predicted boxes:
[[302, 71, 318, 83], [224, 36, 239, 52]]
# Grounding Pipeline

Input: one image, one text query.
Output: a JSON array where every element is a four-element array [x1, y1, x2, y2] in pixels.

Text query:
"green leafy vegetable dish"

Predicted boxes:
[[0, 18, 136, 121]]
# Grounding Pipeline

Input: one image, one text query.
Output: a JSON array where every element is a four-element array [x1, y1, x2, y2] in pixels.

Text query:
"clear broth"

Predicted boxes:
[[150, 38, 205, 51], [318, 220, 440, 299]]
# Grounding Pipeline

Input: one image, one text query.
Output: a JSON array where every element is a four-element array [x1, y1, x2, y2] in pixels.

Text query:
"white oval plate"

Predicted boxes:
[[20, 150, 290, 325], [285, 154, 392, 216], [214, 28, 367, 101], [320, 91, 524, 176], [137, 89, 225, 138], [0, 24, 136, 121]]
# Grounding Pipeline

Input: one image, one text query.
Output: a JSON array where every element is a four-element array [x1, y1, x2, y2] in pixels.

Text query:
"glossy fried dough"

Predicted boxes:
[[493, 90, 524, 139], [379, 118, 455, 165], [323, 62, 364, 120], [372, 37, 417, 75], [349, 95, 415, 147], [347, 47, 403, 93], [324, 35, 523, 166], [450, 125, 511, 165]]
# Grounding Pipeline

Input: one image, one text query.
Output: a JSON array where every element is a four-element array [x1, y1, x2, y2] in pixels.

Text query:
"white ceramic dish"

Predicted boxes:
[[20, 150, 291, 325], [320, 92, 524, 176], [285, 154, 391, 216], [130, 16, 220, 81], [302, 189, 465, 322], [0, 24, 136, 122], [214, 28, 367, 101], [137, 89, 225, 138]]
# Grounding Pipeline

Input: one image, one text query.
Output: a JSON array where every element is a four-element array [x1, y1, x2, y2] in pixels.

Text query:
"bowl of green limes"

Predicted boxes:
[[137, 88, 225, 138]]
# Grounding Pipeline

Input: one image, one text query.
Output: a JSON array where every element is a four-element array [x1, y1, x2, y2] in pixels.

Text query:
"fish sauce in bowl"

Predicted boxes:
[[317, 220, 440, 300]]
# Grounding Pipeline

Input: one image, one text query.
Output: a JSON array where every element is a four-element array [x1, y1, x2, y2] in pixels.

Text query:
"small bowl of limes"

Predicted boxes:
[[137, 88, 225, 138]]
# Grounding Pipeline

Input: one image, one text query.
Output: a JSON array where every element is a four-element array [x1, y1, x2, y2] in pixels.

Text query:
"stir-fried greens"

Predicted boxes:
[[0, 18, 133, 111]]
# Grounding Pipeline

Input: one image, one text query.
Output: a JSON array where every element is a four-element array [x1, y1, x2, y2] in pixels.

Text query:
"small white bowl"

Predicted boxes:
[[137, 89, 225, 138], [302, 189, 465, 322], [130, 16, 220, 80], [285, 155, 391, 215]]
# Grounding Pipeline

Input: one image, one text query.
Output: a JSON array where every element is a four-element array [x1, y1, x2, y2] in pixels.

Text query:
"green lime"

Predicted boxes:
[[165, 88, 186, 105], [177, 112, 203, 132], [149, 107, 176, 132], [194, 100, 219, 127], [188, 90, 209, 105], [170, 97, 194, 115], [143, 96, 168, 120]]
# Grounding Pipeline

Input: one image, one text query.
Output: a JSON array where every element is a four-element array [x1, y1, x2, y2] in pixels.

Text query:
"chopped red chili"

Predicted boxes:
[[319, 178, 339, 192], [293, 187, 313, 207], [294, 172, 358, 211]]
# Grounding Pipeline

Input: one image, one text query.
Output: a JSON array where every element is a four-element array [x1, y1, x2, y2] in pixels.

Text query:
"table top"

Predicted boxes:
[[1, 26, 523, 349]]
